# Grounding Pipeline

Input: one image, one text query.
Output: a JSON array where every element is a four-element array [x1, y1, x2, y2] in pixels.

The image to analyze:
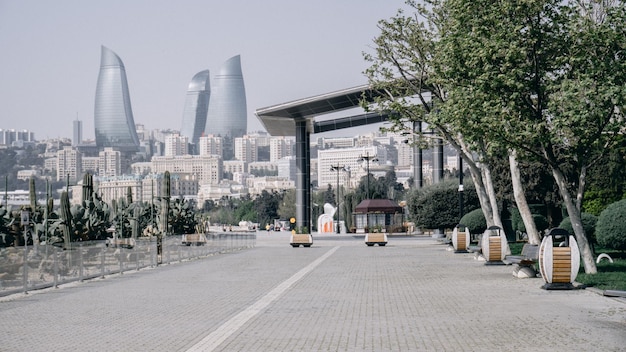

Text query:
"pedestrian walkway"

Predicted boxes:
[[0, 232, 624, 351]]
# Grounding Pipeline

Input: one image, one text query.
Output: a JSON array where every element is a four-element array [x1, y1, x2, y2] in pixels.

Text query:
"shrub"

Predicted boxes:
[[460, 208, 487, 235], [558, 213, 598, 244], [510, 207, 549, 233], [407, 179, 480, 230], [595, 199, 626, 251]]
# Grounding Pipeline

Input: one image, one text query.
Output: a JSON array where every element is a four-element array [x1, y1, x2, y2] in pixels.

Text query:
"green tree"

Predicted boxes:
[[434, 0, 626, 273], [362, 0, 507, 235], [254, 190, 281, 227]]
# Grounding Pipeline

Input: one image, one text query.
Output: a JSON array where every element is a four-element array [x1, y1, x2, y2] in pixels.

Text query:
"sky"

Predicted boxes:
[[0, 0, 410, 141]]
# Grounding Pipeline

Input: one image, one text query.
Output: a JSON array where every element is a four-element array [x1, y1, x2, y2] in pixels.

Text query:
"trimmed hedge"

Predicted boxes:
[[595, 199, 626, 251], [558, 213, 598, 245], [460, 208, 487, 234], [510, 207, 549, 233], [406, 179, 480, 230]]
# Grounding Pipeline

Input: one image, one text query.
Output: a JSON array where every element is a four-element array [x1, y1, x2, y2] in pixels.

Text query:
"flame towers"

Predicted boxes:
[[204, 55, 247, 138], [180, 70, 211, 146], [94, 46, 140, 152]]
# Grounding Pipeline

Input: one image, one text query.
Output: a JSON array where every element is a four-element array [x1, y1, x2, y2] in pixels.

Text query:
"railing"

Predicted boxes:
[[0, 232, 256, 297]]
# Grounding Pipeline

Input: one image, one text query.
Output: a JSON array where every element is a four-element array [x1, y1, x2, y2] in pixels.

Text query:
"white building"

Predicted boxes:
[[248, 161, 277, 175], [98, 147, 122, 177], [151, 154, 222, 185], [277, 156, 296, 181], [317, 146, 387, 191], [234, 135, 257, 163], [164, 133, 189, 156], [198, 135, 223, 157], [56, 146, 82, 182], [223, 160, 246, 175], [246, 176, 295, 196], [94, 175, 143, 204], [269, 136, 295, 162]]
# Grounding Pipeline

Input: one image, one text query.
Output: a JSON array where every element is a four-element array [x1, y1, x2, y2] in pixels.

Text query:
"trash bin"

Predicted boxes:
[[452, 223, 469, 253], [481, 226, 508, 265], [539, 228, 580, 290]]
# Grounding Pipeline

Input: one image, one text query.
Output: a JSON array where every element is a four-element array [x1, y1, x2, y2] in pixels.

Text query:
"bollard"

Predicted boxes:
[[539, 228, 580, 290]]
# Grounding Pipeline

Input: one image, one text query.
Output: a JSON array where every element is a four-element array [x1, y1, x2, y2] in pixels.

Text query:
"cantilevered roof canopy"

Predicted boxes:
[[255, 84, 388, 136]]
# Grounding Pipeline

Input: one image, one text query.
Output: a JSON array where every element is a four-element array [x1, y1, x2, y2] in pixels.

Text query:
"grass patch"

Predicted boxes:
[[508, 242, 524, 256], [576, 248, 626, 291], [509, 243, 626, 291]]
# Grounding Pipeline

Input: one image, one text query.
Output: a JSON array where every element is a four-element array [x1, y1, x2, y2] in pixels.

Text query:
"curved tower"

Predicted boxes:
[[94, 46, 140, 152], [180, 70, 210, 147], [204, 55, 247, 138]]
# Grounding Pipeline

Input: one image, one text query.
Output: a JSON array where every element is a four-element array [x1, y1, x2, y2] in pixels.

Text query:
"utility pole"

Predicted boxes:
[[330, 164, 348, 234]]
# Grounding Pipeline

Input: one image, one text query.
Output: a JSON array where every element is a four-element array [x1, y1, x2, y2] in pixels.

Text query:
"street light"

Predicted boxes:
[[330, 164, 349, 234], [358, 152, 378, 199]]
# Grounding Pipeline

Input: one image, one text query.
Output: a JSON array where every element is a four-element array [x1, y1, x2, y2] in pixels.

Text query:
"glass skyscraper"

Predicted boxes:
[[94, 46, 140, 152], [180, 70, 210, 147], [204, 55, 247, 138]]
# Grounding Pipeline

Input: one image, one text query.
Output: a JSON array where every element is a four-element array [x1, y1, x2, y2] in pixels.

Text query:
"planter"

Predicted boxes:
[[365, 232, 387, 246], [290, 234, 313, 248]]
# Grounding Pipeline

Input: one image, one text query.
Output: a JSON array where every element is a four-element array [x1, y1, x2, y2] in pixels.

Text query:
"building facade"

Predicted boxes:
[[180, 70, 210, 148], [204, 55, 247, 138], [56, 146, 82, 182], [151, 154, 222, 185], [94, 46, 140, 152]]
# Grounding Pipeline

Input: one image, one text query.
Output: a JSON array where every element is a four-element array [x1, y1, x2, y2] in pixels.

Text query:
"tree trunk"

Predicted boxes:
[[551, 166, 597, 274], [481, 165, 503, 229], [463, 154, 495, 227], [509, 150, 541, 245]]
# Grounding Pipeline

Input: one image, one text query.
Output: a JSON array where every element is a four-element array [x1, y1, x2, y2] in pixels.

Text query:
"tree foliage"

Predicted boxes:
[[595, 199, 626, 251], [407, 179, 480, 229]]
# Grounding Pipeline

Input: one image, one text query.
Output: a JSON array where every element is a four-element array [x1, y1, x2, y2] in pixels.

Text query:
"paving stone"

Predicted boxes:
[[0, 232, 624, 351]]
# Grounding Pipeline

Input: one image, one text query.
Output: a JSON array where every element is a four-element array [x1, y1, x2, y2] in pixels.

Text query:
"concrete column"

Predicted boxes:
[[295, 119, 310, 231]]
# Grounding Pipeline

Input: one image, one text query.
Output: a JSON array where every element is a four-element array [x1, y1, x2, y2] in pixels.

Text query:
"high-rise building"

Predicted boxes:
[[180, 70, 210, 148], [204, 55, 247, 139], [198, 135, 224, 157], [73, 120, 83, 147], [57, 146, 82, 182], [94, 46, 140, 152], [234, 135, 257, 163], [99, 147, 122, 177], [164, 134, 189, 156]]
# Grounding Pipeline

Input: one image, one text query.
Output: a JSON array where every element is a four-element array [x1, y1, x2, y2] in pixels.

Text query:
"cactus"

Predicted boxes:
[[82, 173, 93, 205], [59, 191, 72, 249], [159, 171, 171, 236], [126, 186, 133, 205], [131, 205, 140, 239], [29, 177, 37, 210]]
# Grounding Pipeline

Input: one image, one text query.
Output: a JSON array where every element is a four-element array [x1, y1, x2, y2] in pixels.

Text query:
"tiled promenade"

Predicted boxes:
[[0, 232, 624, 351]]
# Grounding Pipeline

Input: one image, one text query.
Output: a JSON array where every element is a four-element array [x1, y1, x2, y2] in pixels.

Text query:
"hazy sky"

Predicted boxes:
[[0, 0, 409, 140]]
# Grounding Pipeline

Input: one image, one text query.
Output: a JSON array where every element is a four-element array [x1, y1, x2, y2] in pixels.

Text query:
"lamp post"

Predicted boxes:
[[358, 152, 378, 199], [330, 164, 348, 234]]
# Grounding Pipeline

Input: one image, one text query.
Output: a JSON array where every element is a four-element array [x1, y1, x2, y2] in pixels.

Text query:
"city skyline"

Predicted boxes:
[[0, 1, 408, 140]]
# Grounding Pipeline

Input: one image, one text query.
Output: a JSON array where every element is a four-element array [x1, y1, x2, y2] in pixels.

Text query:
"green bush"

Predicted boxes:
[[558, 213, 598, 244], [510, 207, 549, 233], [406, 179, 480, 229], [460, 208, 487, 235], [595, 199, 626, 251]]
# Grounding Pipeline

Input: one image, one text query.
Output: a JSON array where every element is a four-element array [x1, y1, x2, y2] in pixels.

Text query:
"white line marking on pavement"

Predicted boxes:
[[186, 246, 340, 352]]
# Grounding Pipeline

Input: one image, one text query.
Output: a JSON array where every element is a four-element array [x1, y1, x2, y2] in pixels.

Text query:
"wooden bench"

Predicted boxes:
[[504, 243, 539, 278], [504, 243, 539, 266], [365, 232, 388, 246]]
